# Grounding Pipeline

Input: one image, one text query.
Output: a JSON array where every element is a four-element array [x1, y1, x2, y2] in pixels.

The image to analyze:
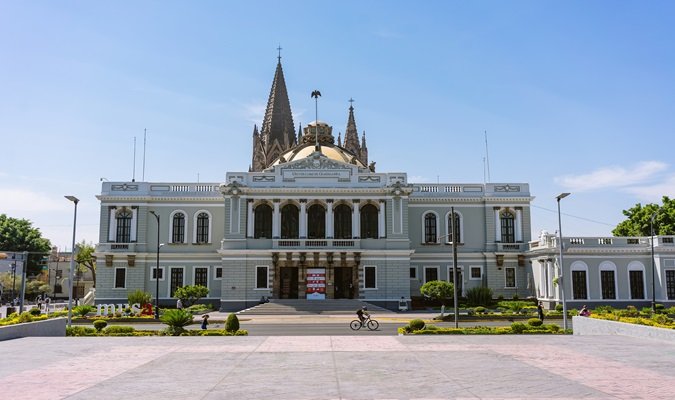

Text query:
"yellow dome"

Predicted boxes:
[[270, 143, 366, 168]]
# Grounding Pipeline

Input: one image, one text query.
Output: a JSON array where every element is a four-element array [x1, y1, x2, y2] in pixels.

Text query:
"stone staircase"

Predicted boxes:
[[236, 299, 393, 315]]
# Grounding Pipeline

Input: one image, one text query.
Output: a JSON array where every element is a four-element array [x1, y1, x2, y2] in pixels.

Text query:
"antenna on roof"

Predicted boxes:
[[132, 136, 136, 182], [484, 130, 491, 183], [142, 128, 147, 181]]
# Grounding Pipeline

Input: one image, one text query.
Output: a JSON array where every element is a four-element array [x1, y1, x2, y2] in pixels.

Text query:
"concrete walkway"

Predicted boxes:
[[1, 335, 674, 399]]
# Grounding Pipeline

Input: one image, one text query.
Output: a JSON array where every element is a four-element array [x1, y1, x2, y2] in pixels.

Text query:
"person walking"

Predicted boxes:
[[537, 301, 545, 322], [176, 299, 183, 310], [201, 314, 209, 330]]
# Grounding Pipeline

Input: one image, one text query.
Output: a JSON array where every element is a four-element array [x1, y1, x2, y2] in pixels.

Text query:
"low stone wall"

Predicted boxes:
[[0, 317, 67, 341], [573, 316, 675, 343]]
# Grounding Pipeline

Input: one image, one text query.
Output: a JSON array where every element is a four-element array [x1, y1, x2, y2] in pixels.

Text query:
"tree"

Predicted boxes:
[[612, 196, 675, 236], [173, 285, 209, 308], [75, 241, 97, 287], [0, 214, 52, 275], [420, 280, 454, 306]]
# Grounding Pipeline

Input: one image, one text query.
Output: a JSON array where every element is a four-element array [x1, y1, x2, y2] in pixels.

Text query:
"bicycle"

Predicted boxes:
[[350, 314, 379, 331]]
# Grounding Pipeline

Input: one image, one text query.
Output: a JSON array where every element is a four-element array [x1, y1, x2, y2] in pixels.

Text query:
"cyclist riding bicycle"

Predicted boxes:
[[356, 305, 369, 323]]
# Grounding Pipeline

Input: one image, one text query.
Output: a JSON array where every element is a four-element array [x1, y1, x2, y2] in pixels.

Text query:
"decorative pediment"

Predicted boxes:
[[282, 152, 351, 171]]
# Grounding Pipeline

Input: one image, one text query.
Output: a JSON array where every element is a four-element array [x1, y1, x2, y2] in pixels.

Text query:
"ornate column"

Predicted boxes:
[[272, 200, 280, 239], [246, 200, 254, 238], [326, 200, 334, 239], [352, 200, 361, 238], [378, 200, 385, 238], [494, 207, 502, 242], [299, 200, 307, 239]]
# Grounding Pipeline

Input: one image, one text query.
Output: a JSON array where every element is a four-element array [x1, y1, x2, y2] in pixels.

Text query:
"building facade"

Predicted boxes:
[[94, 57, 534, 310]]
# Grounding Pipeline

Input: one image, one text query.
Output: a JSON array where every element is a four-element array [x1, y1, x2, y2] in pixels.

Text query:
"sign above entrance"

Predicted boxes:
[[282, 169, 351, 180], [306, 268, 326, 300]]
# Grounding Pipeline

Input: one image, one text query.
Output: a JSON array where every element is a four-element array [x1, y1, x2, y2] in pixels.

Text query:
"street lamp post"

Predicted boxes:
[[149, 211, 161, 319], [650, 212, 657, 313], [556, 192, 570, 331], [65, 195, 79, 327]]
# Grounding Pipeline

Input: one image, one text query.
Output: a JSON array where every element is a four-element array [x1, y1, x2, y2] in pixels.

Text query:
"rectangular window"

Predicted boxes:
[[215, 267, 223, 279], [424, 267, 438, 283], [170, 268, 184, 297], [470, 266, 482, 280], [409, 267, 417, 279], [152, 267, 164, 281], [629, 270, 645, 299], [256, 266, 268, 289], [505, 267, 516, 288], [364, 266, 377, 288], [195, 267, 208, 287], [666, 270, 675, 300], [572, 270, 587, 299], [600, 270, 616, 299], [114, 268, 126, 288]]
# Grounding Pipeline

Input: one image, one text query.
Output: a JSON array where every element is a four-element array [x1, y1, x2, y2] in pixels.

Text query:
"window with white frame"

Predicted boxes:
[[571, 262, 588, 300], [423, 212, 437, 243], [195, 267, 208, 287], [215, 267, 223, 280], [628, 262, 646, 300], [666, 270, 675, 300], [152, 266, 164, 281], [470, 266, 482, 280], [505, 267, 516, 288], [364, 265, 377, 288], [409, 266, 417, 279], [170, 267, 184, 297], [171, 211, 186, 244], [256, 266, 269, 289], [114, 267, 126, 288], [599, 262, 617, 300], [446, 211, 462, 243], [500, 210, 515, 243], [196, 212, 210, 244], [424, 266, 439, 283]]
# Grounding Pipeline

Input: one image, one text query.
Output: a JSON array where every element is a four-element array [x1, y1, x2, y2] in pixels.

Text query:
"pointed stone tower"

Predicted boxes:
[[343, 100, 368, 166], [251, 55, 296, 171]]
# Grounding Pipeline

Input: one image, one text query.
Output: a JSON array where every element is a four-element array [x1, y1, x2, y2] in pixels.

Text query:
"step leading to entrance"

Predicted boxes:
[[236, 299, 393, 315]]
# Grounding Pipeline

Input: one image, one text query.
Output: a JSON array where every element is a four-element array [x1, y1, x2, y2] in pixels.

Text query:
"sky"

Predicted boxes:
[[1, 1, 675, 251]]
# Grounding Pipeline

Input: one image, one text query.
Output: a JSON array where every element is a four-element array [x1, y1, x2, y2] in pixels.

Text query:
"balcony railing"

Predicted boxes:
[[496, 243, 525, 252], [272, 239, 360, 250]]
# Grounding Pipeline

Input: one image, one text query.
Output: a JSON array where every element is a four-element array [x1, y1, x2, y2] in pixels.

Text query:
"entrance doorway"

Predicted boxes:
[[280, 267, 299, 299], [334, 267, 354, 299]]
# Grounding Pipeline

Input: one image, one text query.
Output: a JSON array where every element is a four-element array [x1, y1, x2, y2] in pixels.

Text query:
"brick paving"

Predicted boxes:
[[0, 335, 673, 399]]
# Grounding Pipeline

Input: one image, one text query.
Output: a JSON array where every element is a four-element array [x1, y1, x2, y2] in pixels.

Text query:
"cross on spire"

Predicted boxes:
[[277, 45, 282, 62]]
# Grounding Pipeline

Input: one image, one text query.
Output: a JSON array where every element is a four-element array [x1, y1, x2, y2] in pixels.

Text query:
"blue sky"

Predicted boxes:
[[2, 1, 675, 251]]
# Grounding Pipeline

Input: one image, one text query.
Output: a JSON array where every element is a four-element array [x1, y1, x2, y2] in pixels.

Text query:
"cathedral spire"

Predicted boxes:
[[343, 98, 362, 158], [256, 53, 295, 171]]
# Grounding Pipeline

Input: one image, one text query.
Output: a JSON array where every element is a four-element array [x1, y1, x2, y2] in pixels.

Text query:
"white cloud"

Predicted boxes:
[[242, 103, 266, 125], [0, 188, 67, 213], [622, 174, 675, 202], [555, 161, 668, 192]]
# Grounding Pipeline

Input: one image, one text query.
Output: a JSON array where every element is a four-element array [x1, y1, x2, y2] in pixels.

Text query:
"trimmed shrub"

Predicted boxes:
[[474, 306, 486, 314], [93, 319, 108, 332], [29, 307, 42, 316], [466, 287, 493, 307], [527, 318, 543, 327], [67, 326, 97, 336], [423, 324, 440, 331], [128, 289, 152, 307], [510, 322, 526, 334], [174, 285, 210, 308], [555, 304, 563, 312], [546, 324, 560, 333], [409, 319, 426, 331], [104, 326, 135, 335], [186, 304, 214, 314], [225, 313, 240, 333]]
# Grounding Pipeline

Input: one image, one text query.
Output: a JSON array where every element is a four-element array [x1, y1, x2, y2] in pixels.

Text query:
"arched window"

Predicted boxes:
[[115, 209, 132, 243], [500, 211, 515, 243], [424, 213, 437, 243], [254, 204, 273, 238], [281, 204, 299, 239], [334, 204, 352, 239], [447, 212, 461, 243], [307, 204, 326, 239], [172, 212, 185, 243], [360, 204, 378, 239], [196, 212, 210, 244]]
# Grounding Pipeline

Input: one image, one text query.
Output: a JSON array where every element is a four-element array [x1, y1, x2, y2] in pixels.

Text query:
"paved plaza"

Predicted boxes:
[[1, 334, 674, 399]]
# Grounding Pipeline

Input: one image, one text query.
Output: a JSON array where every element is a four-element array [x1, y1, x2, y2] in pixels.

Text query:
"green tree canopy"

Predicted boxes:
[[174, 284, 209, 307], [612, 196, 675, 236], [0, 214, 52, 275], [420, 280, 454, 306], [75, 241, 96, 287]]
